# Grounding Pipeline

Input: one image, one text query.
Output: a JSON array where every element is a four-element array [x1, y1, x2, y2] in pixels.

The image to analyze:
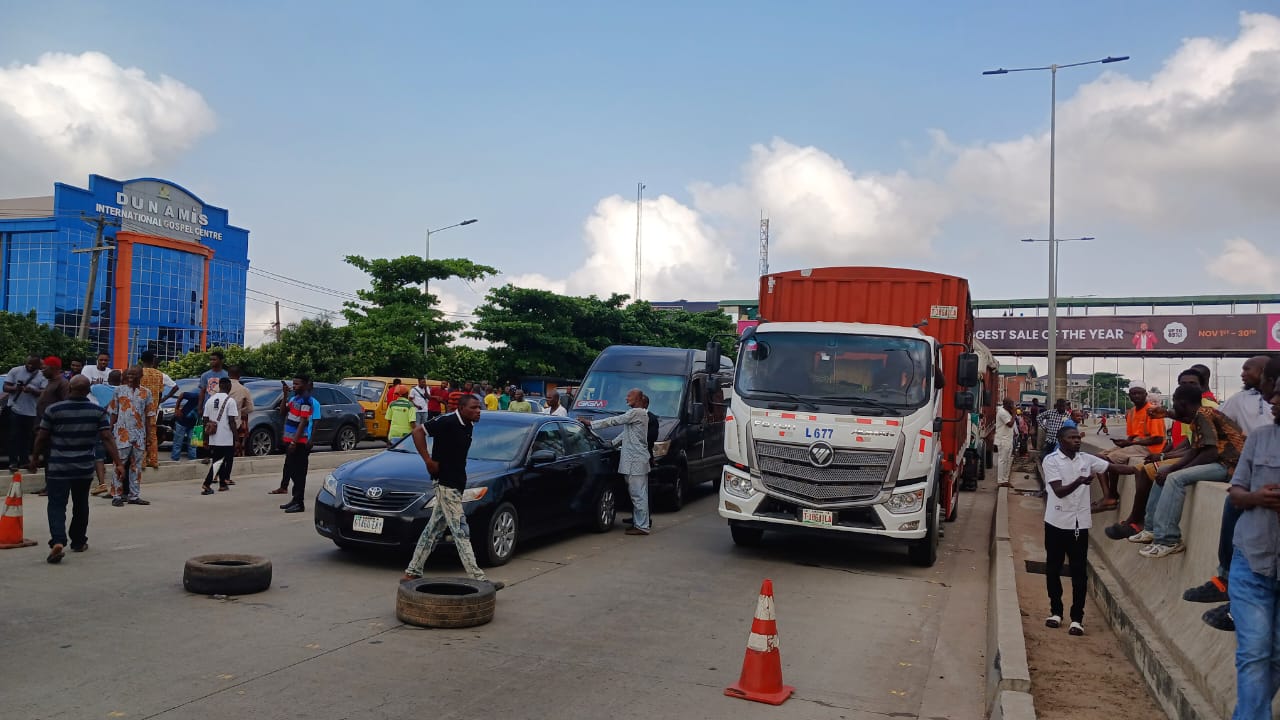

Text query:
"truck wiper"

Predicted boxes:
[[747, 390, 819, 411], [842, 397, 900, 414]]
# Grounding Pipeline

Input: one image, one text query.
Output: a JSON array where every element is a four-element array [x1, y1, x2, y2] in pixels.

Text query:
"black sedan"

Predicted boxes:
[[314, 412, 621, 565]]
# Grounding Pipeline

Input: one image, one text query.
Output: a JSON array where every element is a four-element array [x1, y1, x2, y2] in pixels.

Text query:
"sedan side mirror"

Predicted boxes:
[[529, 449, 557, 466]]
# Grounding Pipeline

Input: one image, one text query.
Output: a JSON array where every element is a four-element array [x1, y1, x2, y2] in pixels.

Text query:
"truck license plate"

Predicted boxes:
[[800, 509, 833, 526], [351, 515, 384, 534]]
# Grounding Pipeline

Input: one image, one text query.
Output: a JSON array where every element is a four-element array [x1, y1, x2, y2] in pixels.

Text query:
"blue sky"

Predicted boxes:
[[0, 1, 1275, 359]]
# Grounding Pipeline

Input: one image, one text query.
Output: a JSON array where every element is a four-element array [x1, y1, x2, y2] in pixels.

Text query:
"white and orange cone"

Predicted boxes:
[[0, 472, 38, 549], [725, 578, 794, 705]]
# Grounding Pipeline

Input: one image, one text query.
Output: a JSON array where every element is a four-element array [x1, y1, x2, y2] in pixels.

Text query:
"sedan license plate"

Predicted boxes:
[[800, 508, 834, 526], [351, 515, 384, 534]]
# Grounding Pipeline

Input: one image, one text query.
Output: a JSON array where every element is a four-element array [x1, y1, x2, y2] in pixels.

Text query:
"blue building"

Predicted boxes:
[[0, 175, 249, 365]]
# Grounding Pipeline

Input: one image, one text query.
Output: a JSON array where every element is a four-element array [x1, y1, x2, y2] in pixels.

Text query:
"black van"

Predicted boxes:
[[570, 344, 733, 510]]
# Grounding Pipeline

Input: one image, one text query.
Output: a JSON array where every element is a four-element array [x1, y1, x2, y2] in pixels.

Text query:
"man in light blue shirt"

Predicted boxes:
[[581, 388, 652, 535]]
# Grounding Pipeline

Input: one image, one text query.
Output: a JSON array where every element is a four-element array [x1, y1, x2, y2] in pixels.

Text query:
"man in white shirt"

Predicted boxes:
[[543, 391, 568, 417], [80, 353, 112, 385], [995, 398, 1015, 485], [1220, 356, 1274, 435], [1042, 425, 1139, 635], [200, 378, 240, 494], [409, 377, 432, 426]]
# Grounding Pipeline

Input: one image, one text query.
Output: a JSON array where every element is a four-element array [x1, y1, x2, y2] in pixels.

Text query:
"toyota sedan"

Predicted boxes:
[[314, 412, 621, 565]]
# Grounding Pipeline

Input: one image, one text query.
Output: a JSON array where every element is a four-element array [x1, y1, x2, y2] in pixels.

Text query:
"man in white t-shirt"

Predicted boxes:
[[1042, 425, 1139, 635], [995, 398, 1015, 485], [200, 377, 240, 494], [80, 353, 113, 385], [409, 377, 432, 426], [543, 391, 568, 417]]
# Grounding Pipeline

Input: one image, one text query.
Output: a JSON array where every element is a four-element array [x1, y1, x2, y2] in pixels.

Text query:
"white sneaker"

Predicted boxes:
[[1045, 615, 1061, 628], [1140, 542, 1185, 559], [1127, 529, 1154, 544], [1069, 622, 1084, 636]]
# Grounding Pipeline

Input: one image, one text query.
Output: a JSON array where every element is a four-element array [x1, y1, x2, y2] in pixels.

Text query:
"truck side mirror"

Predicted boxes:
[[954, 390, 976, 411], [705, 341, 722, 375], [957, 352, 979, 388], [691, 402, 706, 424]]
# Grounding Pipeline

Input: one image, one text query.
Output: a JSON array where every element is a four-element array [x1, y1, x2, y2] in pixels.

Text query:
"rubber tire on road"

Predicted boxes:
[[663, 464, 688, 512], [588, 485, 617, 533], [183, 554, 273, 595], [946, 487, 959, 523], [473, 502, 518, 567], [396, 577, 496, 629], [332, 425, 358, 452], [730, 523, 764, 547], [908, 497, 939, 568], [248, 427, 275, 457]]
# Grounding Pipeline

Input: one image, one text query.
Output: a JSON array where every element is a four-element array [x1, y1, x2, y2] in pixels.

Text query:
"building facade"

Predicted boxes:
[[0, 175, 249, 365]]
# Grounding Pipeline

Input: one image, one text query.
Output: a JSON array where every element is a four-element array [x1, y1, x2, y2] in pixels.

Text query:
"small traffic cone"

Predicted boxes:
[[0, 472, 38, 549], [725, 579, 794, 705]]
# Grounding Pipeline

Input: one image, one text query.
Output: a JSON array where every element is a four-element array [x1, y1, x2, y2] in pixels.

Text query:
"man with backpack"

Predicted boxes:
[[580, 388, 653, 536]]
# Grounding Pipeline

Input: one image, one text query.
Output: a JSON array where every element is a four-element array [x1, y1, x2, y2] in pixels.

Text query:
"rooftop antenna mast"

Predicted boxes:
[[635, 182, 645, 301], [758, 212, 770, 277]]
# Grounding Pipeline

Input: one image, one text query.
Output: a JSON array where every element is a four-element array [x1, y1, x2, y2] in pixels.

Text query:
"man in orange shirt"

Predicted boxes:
[[1094, 383, 1166, 513]]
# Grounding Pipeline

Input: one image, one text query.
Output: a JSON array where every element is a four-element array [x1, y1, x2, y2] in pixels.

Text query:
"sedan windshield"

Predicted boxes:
[[391, 420, 531, 462], [574, 371, 684, 418], [737, 332, 932, 409]]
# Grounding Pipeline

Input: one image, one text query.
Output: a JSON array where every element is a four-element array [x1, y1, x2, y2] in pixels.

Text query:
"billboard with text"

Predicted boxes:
[[975, 314, 1280, 354]]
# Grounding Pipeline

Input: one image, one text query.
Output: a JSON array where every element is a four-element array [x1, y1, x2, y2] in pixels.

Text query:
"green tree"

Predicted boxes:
[[247, 319, 358, 382], [1072, 372, 1133, 410], [160, 346, 256, 379], [342, 255, 497, 377], [427, 345, 496, 386], [0, 311, 91, 370]]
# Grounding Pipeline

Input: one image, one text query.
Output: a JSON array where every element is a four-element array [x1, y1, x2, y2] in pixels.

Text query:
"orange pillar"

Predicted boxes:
[[111, 235, 134, 365]]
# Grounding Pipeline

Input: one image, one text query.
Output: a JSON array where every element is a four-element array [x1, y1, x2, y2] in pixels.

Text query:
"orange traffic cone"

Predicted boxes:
[[725, 579, 794, 705], [0, 472, 38, 549]]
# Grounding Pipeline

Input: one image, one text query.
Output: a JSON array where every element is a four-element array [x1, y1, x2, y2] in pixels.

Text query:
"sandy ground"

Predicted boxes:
[[1003, 450, 1166, 720]]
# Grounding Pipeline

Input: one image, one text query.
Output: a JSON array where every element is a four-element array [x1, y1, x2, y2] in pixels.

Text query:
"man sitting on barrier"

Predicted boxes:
[[1092, 383, 1165, 514], [1131, 385, 1246, 559]]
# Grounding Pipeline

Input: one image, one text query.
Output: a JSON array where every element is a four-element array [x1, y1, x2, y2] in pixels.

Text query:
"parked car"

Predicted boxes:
[[157, 377, 201, 443], [340, 376, 444, 442], [242, 380, 367, 456], [314, 412, 621, 565]]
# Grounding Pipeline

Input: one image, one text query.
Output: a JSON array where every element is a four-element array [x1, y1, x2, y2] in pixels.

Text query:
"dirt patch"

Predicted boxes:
[[1004, 468, 1164, 720]]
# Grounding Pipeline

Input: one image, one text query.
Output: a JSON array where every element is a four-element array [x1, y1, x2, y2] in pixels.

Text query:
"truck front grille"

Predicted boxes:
[[755, 441, 892, 505]]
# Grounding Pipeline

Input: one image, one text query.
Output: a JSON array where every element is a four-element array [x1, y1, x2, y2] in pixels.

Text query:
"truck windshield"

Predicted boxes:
[[574, 371, 684, 418], [737, 332, 932, 410]]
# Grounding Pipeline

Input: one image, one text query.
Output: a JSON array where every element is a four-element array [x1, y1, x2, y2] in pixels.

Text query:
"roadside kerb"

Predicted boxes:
[[986, 485, 1036, 720], [2, 448, 380, 494]]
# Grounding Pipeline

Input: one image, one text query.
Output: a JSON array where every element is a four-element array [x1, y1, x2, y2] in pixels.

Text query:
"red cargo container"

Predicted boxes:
[[758, 267, 975, 515]]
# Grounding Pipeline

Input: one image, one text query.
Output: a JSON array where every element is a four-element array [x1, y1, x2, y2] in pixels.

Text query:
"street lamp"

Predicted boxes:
[[986, 54, 1129, 408], [424, 218, 479, 357]]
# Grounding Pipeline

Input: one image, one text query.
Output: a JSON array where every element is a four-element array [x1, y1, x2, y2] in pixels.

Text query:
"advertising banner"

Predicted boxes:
[[975, 314, 1278, 354]]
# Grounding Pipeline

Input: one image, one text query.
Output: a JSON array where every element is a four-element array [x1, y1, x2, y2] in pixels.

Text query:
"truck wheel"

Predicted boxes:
[[396, 577, 496, 629], [730, 523, 764, 547], [946, 491, 959, 523], [183, 554, 273, 595], [908, 497, 939, 568]]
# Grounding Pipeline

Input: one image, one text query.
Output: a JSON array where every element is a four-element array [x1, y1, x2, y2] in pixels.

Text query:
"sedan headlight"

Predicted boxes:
[[651, 440, 671, 459], [722, 469, 756, 499], [885, 488, 925, 515], [322, 473, 338, 496], [425, 487, 489, 508]]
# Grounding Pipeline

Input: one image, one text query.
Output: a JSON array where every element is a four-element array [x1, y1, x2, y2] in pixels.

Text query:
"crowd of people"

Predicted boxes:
[[377, 378, 570, 446], [1032, 355, 1280, 718]]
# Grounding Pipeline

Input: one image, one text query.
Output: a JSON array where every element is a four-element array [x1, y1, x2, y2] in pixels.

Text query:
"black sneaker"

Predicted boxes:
[[111, 497, 125, 507], [70, 544, 88, 553], [489, 580, 506, 591], [127, 498, 150, 506], [1183, 577, 1229, 603], [283, 503, 305, 513], [1203, 603, 1235, 632], [1104, 522, 1142, 540], [200, 487, 215, 496]]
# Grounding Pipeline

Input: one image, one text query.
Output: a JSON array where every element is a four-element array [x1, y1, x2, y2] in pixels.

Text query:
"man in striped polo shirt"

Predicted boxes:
[[29, 376, 124, 563]]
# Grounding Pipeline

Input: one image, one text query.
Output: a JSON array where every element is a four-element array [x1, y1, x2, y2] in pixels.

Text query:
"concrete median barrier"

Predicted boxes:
[[986, 486, 1036, 720]]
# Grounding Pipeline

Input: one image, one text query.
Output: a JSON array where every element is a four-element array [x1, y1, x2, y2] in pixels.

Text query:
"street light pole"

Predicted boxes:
[[423, 218, 478, 358], [985, 54, 1129, 408]]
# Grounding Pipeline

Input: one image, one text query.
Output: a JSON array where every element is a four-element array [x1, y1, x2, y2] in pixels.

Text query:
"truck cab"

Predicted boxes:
[[571, 345, 733, 510]]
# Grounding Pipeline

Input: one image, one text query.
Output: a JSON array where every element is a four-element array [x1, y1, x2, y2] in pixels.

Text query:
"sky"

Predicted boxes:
[[0, 1, 1276, 393]]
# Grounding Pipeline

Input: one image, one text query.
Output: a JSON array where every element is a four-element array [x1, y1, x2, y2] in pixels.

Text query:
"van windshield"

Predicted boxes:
[[737, 332, 932, 410], [575, 371, 684, 418]]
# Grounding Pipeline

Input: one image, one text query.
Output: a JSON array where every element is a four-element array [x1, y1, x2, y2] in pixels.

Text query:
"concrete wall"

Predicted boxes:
[[1088, 474, 1266, 720]]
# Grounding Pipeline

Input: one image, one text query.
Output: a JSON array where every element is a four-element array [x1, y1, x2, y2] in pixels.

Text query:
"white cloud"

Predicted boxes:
[[0, 51, 215, 195], [1206, 238, 1278, 290]]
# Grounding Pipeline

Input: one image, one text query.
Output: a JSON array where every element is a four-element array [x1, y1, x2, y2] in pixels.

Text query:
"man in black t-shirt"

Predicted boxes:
[[402, 396, 502, 589]]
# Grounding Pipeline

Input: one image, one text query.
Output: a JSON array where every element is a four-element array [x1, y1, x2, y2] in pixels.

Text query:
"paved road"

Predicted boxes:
[[1, 467, 995, 720]]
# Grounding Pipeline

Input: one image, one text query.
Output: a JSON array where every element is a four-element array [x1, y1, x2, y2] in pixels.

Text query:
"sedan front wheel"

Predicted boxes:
[[472, 502, 518, 567]]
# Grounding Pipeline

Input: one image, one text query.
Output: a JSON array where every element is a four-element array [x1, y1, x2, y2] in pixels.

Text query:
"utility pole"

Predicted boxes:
[[634, 182, 645, 301], [759, 212, 770, 277], [273, 300, 282, 341], [72, 213, 120, 342]]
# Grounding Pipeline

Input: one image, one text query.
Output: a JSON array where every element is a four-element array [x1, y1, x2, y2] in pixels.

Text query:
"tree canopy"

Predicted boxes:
[[0, 311, 91, 370]]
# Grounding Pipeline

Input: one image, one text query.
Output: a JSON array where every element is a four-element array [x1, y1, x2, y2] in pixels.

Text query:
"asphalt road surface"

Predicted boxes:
[[1, 467, 994, 720]]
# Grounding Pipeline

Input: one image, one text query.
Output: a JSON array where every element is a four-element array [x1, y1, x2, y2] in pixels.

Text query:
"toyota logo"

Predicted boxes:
[[365, 487, 384, 499], [808, 441, 835, 468]]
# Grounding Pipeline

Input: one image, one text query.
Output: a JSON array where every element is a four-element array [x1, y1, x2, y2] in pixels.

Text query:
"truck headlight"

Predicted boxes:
[[722, 469, 756, 499], [322, 473, 338, 496], [885, 488, 925, 515]]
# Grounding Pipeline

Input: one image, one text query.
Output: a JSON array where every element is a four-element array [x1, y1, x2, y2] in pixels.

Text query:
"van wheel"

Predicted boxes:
[[908, 497, 939, 568], [665, 470, 686, 512]]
